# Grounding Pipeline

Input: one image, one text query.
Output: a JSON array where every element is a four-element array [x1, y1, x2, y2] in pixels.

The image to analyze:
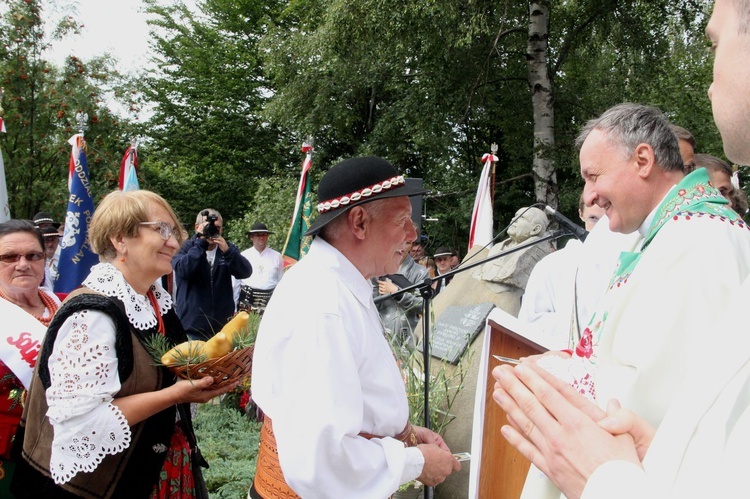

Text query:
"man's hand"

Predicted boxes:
[[210, 235, 229, 252], [377, 278, 398, 295], [597, 399, 656, 461], [413, 425, 450, 451], [416, 442, 461, 486], [491, 363, 641, 499], [413, 425, 460, 486]]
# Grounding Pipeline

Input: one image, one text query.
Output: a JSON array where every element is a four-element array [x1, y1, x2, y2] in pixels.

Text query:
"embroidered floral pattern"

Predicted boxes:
[[575, 327, 593, 358], [83, 262, 172, 330], [49, 402, 131, 484], [567, 169, 740, 405]]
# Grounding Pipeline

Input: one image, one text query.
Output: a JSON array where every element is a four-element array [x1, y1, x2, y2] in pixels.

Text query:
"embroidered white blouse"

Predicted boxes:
[[46, 262, 172, 484]]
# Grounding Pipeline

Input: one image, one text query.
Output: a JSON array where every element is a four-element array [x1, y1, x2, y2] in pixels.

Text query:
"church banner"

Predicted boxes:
[[55, 134, 98, 293]]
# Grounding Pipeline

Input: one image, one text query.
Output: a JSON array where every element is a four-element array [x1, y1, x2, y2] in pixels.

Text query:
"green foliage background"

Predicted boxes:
[[1, 0, 729, 255]]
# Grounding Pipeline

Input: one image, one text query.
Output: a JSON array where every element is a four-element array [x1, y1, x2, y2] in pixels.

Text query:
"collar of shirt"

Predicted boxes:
[[309, 238, 376, 311]]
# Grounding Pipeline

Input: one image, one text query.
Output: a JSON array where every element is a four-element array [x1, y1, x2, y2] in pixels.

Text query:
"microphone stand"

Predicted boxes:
[[377, 229, 569, 499]]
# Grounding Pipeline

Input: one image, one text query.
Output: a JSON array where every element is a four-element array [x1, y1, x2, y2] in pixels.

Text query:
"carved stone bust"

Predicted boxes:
[[477, 207, 551, 293]]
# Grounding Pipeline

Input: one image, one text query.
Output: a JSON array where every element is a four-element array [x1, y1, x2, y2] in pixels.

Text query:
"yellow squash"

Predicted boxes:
[[161, 340, 206, 366], [204, 332, 233, 359], [220, 311, 250, 342]]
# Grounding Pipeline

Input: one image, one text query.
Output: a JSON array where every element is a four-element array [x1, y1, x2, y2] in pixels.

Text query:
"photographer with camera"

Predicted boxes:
[[172, 208, 252, 340]]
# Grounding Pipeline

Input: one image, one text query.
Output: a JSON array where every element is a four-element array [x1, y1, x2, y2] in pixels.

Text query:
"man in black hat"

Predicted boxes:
[[432, 246, 456, 295], [38, 226, 62, 292], [251, 157, 460, 498], [234, 222, 284, 312], [32, 212, 62, 231]]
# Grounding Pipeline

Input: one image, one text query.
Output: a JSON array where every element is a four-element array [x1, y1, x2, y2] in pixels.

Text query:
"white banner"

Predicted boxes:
[[468, 153, 496, 251], [0, 297, 47, 389]]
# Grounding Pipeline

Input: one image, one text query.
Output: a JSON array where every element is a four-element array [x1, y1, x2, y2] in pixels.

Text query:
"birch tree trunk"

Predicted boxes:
[[527, 1, 558, 208]]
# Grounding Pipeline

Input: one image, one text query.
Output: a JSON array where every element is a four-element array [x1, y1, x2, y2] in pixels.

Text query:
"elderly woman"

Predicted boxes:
[[0, 220, 60, 497], [12, 190, 237, 498]]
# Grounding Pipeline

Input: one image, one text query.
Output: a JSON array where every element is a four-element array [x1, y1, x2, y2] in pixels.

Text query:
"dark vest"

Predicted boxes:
[[11, 291, 196, 499]]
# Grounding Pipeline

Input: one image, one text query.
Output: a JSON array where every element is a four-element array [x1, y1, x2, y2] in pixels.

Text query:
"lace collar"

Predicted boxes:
[[83, 262, 173, 331]]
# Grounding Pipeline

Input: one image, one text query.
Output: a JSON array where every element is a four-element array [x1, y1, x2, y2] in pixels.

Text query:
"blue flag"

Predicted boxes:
[[54, 134, 98, 293]]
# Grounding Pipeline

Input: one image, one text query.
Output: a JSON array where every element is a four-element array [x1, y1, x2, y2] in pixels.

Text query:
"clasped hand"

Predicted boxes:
[[491, 361, 655, 498], [413, 425, 461, 486]]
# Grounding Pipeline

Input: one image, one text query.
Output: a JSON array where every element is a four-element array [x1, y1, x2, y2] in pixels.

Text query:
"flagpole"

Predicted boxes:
[[282, 137, 315, 266], [0, 88, 10, 222], [490, 142, 498, 207], [55, 113, 98, 294]]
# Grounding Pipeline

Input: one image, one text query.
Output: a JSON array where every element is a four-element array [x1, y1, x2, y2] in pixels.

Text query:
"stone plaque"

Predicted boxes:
[[419, 302, 495, 364]]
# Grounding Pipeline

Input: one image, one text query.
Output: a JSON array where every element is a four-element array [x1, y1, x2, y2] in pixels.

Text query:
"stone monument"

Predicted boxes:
[[424, 207, 552, 498]]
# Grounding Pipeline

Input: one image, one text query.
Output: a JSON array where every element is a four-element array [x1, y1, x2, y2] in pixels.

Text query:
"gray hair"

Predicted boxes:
[[0, 220, 44, 251], [575, 103, 684, 172]]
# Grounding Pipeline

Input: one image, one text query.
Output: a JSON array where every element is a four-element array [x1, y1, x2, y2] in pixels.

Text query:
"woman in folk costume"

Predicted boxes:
[[12, 190, 237, 499], [0, 220, 60, 497]]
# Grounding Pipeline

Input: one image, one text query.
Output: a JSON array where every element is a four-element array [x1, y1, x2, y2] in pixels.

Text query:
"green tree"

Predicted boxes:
[[137, 0, 295, 225], [0, 0, 136, 220], [135, 0, 714, 254]]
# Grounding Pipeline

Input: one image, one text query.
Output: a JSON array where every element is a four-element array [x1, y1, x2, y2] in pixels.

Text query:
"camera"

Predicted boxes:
[[201, 210, 221, 238]]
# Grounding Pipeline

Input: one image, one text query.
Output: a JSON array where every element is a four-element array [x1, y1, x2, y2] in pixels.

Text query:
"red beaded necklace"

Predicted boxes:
[[147, 289, 165, 335], [0, 289, 58, 327]]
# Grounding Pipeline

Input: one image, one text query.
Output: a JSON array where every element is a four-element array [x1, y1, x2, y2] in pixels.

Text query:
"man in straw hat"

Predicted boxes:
[[234, 222, 284, 312], [250, 156, 461, 498]]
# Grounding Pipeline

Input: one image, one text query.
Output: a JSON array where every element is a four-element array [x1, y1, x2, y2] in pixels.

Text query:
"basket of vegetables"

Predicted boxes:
[[147, 311, 258, 389]]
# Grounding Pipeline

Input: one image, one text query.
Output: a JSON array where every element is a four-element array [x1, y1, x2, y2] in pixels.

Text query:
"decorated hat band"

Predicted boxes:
[[316, 175, 405, 214]]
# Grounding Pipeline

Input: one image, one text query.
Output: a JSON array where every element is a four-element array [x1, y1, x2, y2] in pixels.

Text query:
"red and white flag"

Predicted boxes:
[[468, 153, 496, 251]]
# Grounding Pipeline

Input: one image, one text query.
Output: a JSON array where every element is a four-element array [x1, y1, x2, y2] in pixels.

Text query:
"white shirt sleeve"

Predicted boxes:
[[45, 309, 132, 484], [582, 461, 655, 499]]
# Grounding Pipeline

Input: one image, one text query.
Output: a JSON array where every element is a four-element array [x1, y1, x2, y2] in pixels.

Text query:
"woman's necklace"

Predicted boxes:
[[147, 289, 165, 335], [0, 289, 58, 327]]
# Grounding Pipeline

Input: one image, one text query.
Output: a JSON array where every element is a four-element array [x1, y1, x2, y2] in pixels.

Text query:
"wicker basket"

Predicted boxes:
[[169, 346, 254, 389]]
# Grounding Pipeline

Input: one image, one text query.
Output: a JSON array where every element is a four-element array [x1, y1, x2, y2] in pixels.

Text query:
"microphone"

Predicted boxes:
[[544, 205, 588, 241]]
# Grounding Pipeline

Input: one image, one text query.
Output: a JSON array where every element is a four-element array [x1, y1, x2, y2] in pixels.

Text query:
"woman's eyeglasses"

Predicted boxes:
[[139, 221, 178, 241], [0, 252, 45, 264]]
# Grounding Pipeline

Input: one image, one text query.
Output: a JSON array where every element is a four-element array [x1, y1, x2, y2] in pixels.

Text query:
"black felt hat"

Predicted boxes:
[[39, 226, 61, 238], [433, 246, 453, 258], [304, 156, 426, 236], [247, 222, 273, 235], [32, 212, 61, 229]]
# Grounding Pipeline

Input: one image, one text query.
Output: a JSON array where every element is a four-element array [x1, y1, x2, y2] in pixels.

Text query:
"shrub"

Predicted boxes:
[[194, 403, 262, 498]]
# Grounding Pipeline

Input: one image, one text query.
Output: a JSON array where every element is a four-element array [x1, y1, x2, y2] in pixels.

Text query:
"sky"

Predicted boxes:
[[44, 0, 154, 73]]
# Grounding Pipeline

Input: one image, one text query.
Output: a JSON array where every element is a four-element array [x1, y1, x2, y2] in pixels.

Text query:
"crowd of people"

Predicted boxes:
[[0, 1, 748, 497]]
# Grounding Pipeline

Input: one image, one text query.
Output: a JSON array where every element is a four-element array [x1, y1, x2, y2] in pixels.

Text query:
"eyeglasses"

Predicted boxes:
[[139, 221, 178, 241], [0, 252, 45, 264]]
